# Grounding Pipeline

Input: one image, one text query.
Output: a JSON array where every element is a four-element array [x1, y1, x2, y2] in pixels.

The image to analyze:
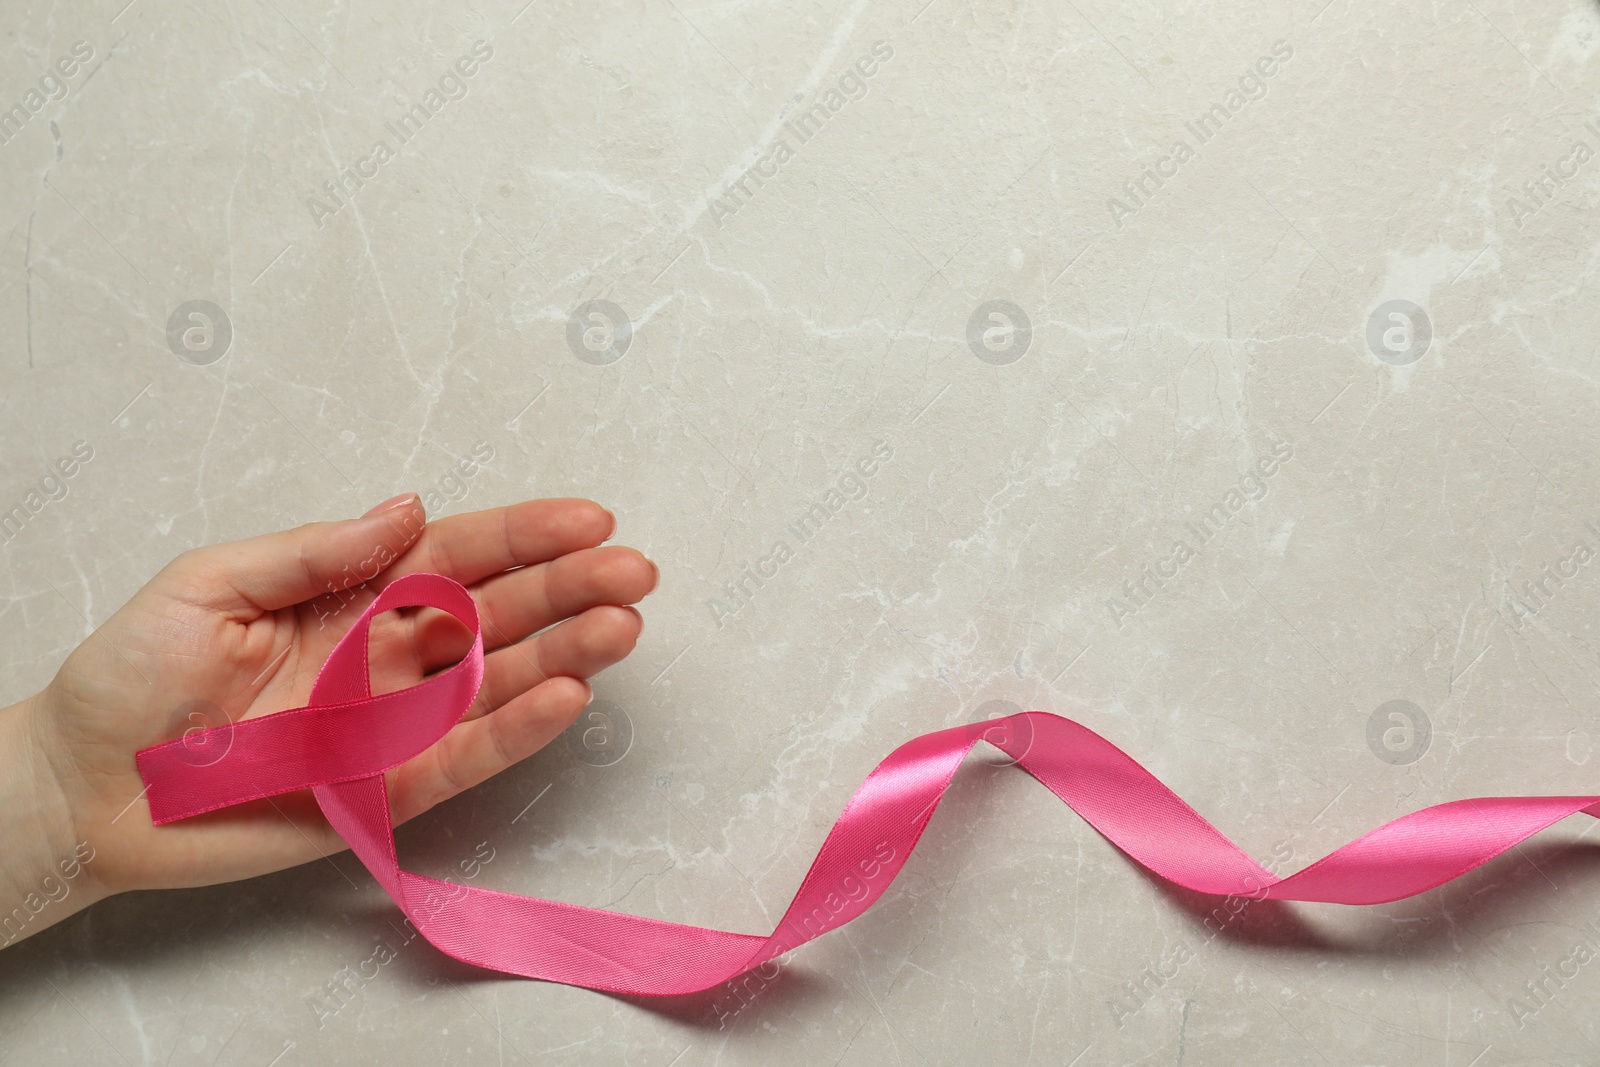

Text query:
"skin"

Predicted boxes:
[[0, 494, 656, 946]]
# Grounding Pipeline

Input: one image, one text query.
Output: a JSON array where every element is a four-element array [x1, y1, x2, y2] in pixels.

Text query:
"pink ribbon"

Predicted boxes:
[[135, 572, 1600, 996]]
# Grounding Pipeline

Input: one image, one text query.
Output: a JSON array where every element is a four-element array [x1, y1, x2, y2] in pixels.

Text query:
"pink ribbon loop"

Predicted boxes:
[[136, 574, 484, 824], [135, 572, 1600, 996]]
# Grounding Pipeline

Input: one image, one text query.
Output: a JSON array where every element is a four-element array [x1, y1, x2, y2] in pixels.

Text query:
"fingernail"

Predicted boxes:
[[625, 605, 644, 631], [363, 492, 418, 518], [602, 507, 618, 539], [646, 560, 660, 594], [583, 682, 595, 707]]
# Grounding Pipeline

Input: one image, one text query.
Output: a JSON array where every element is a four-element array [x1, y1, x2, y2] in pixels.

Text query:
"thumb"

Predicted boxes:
[[163, 493, 427, 615]]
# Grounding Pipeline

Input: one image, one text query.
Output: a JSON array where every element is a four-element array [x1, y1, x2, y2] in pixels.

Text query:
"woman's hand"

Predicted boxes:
[[0, 494, 656, 943]]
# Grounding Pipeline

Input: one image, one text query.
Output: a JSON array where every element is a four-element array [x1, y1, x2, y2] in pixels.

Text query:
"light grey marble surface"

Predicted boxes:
[[5, 0, 1600, 1063]]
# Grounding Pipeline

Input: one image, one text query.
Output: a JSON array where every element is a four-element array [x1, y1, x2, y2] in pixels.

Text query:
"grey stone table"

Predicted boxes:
[[4, 0, 1600, 1063]]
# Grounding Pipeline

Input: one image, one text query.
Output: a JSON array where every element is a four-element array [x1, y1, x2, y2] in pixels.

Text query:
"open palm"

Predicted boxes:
[[22, 495, 655, 899]]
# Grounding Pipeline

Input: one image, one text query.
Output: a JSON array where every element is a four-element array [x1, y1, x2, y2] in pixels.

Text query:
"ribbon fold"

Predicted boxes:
[[135, 572, 1600, 996]]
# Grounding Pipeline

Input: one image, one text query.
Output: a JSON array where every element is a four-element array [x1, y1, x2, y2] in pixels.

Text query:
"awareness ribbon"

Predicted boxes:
[[135, 572, 1600, 997]]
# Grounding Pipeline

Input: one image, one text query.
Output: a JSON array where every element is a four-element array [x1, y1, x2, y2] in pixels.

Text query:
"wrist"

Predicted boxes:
[[0, 692, 107, 949]]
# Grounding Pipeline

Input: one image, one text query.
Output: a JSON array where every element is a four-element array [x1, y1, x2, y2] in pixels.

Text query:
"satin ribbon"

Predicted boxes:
[[135, 572, 1600, 997]]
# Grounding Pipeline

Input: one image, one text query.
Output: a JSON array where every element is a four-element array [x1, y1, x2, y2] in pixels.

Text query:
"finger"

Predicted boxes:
[[462, 605, 642, 720], [380, 592, 646, 702], [479, 546, 657, 652], [162, 493, 427, 616], [378, 498, 616, 592], [389, 676, 593, 824], [409, 545, 655, 663]]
